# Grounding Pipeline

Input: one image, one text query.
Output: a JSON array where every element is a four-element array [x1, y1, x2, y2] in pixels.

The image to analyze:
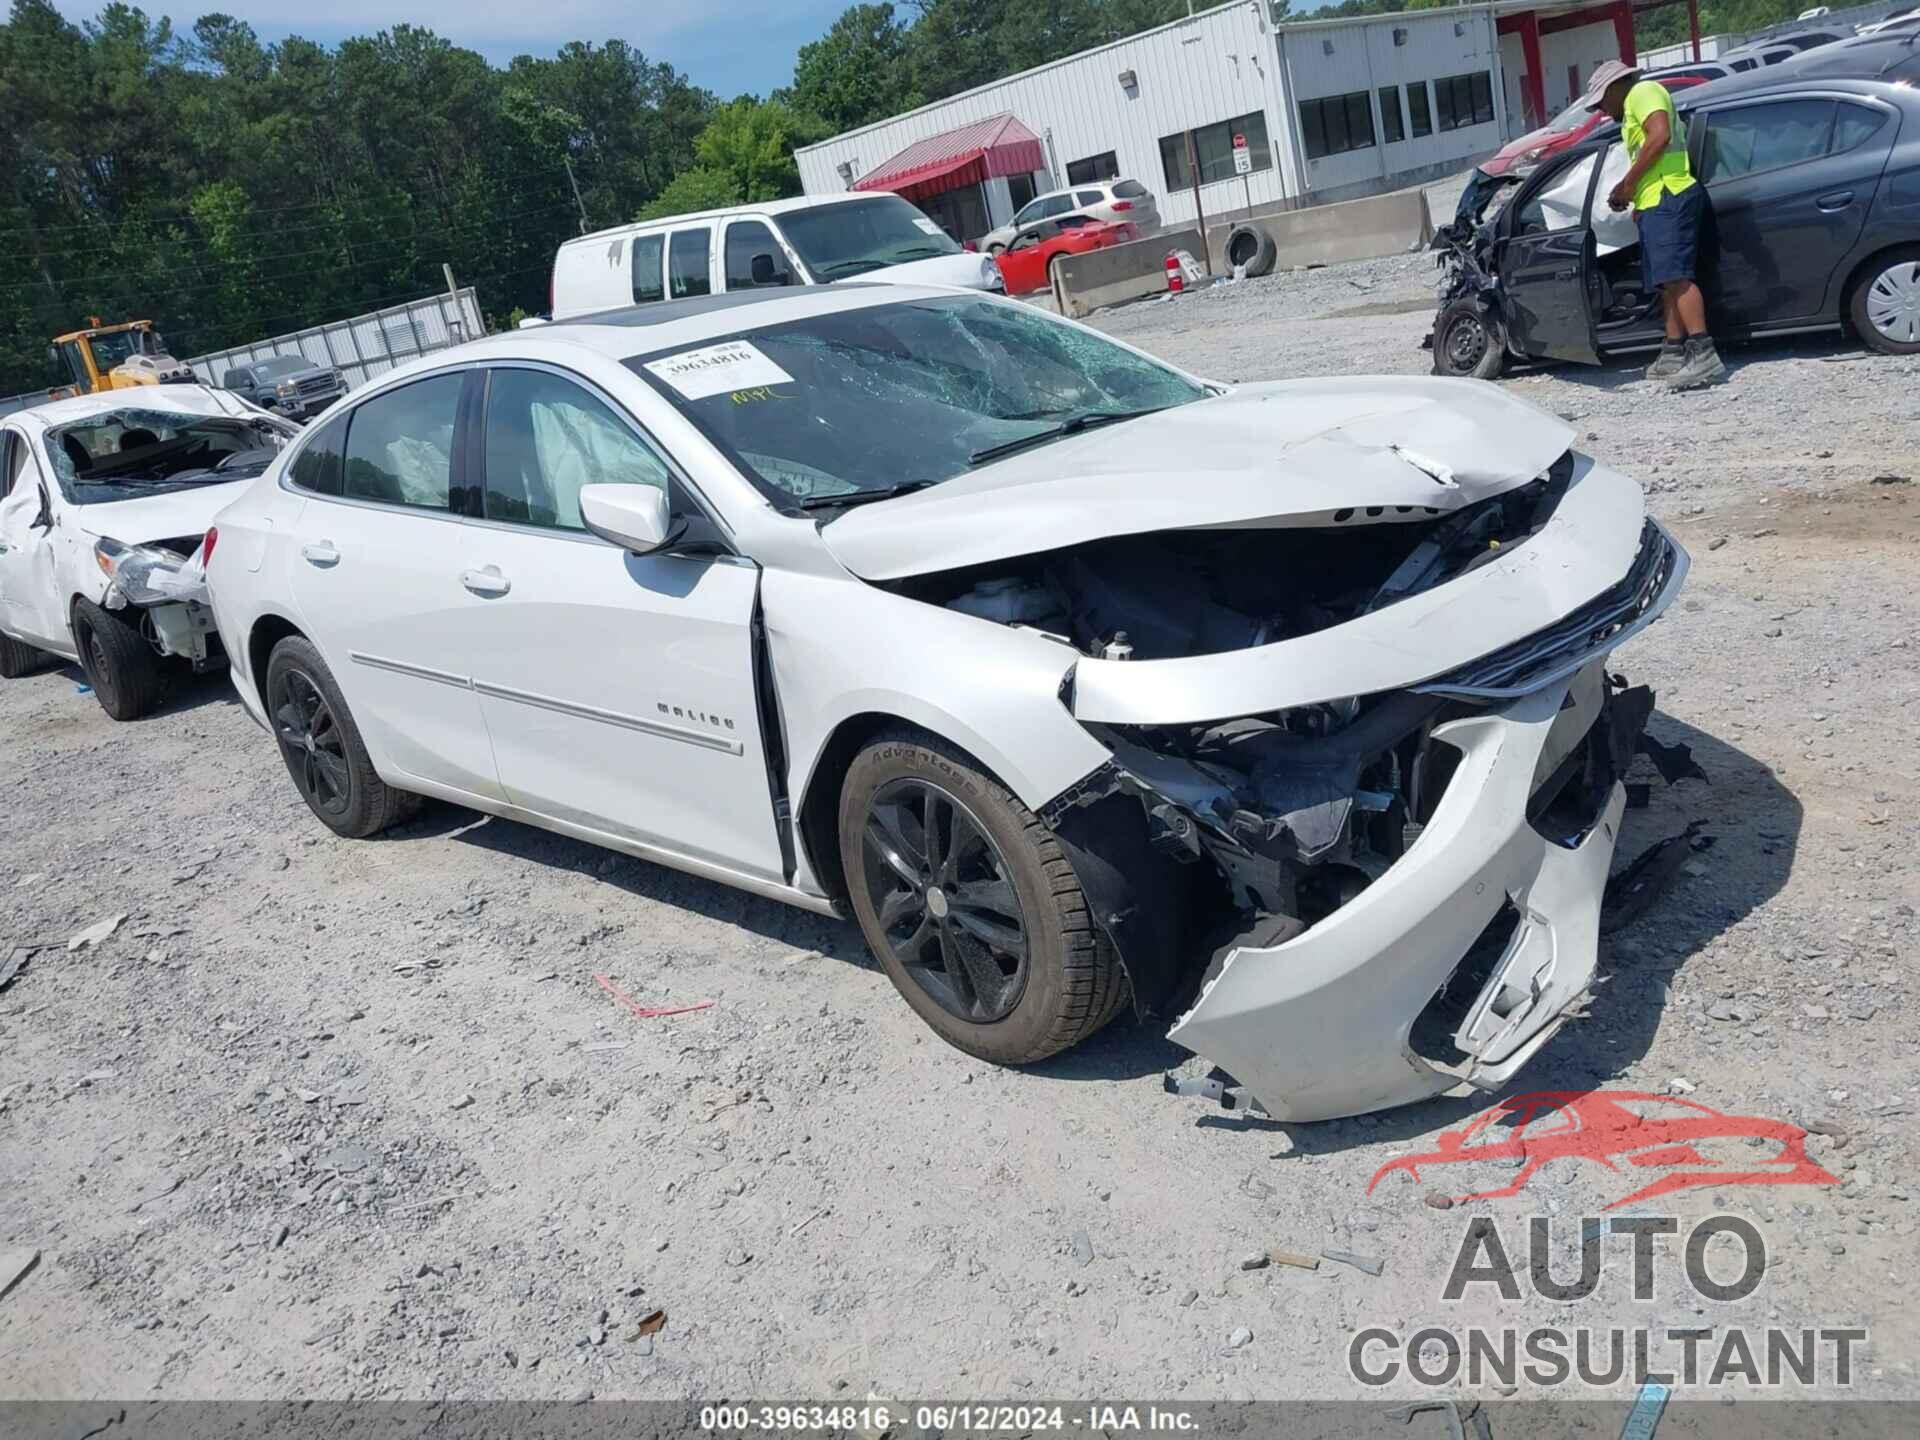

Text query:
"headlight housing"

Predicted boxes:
[[276, 379, 300, 395], [94, 537, 205, 606], [981, 257, 1005, 291]]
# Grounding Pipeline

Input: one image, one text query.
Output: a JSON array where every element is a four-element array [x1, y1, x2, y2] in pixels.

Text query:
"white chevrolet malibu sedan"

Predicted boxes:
[[203, 283, 1687, 1121]]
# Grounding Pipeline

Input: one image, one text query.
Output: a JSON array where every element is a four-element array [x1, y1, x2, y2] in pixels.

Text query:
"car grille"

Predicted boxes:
[[296, 373, 339, 398], [1413, 521, 1682, 699]]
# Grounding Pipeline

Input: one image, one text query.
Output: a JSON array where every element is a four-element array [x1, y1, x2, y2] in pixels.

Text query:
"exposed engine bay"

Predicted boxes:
[[896, 460, 1573, 663]]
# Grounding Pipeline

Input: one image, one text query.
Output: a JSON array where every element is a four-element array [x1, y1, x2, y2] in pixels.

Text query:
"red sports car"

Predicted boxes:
[[1481, 74, 1712, 178], [1366, 1090, 1838, 1211], [993, 217, 1138, 296]]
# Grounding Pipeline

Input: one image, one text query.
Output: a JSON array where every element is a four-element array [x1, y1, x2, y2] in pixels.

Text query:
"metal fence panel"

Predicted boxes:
[[0, 288, 487, 420], [185, 288, 486, 392]]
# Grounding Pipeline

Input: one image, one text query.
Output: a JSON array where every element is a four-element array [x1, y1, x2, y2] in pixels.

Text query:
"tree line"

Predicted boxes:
[[0, 0, 1823, 395]]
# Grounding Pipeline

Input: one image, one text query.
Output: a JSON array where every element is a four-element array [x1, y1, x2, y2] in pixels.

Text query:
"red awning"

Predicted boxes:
[[851, 114, 1046, 203]]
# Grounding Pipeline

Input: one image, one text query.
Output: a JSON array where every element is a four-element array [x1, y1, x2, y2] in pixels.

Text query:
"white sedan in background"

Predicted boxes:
[[203, 284, 1687, 1121], [0, 388, 295, 718]]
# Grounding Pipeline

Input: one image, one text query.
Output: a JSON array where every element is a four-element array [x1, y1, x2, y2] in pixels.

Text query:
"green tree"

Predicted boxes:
[[636, 166, 741, 220], [693, 97, 825, 202], [787, 3, 920, 131]]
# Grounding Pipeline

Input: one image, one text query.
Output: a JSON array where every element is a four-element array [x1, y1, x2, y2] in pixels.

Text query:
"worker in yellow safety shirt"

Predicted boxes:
[[1582, 58, 1725, 389]]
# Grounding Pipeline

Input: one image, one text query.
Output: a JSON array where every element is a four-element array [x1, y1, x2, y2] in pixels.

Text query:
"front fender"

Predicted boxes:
[[762, 569, 1110, 826]]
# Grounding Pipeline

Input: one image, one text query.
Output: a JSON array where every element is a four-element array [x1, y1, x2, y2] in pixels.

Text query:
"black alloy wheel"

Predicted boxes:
[[859, 777, 1030, 1024], [272, 665, 352, 818]]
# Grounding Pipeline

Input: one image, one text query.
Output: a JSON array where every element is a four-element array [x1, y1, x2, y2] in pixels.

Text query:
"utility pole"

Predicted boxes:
[[562, 154, 591, 235], [1184, 130, 1212, 274], [442, 263, 467, 341]]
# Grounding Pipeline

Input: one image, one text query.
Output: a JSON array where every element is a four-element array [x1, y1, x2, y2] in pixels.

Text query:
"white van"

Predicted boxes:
[[549, 193, 1004, 319]]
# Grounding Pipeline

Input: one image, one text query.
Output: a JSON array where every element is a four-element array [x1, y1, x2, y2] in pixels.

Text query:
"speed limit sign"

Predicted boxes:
[[1232, 132, 1252, 175]]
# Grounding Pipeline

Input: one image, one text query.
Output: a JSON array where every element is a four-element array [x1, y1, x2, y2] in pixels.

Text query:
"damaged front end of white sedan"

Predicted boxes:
[[826, 377, 1687, 1122]]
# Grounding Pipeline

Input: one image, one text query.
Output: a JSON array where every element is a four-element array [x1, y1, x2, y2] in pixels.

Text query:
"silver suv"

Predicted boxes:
[[981, 179, 1159, 253]]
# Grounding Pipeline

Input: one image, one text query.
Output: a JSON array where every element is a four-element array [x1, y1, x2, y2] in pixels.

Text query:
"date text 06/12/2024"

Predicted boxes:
[[697, 1404, 1201, 1432]]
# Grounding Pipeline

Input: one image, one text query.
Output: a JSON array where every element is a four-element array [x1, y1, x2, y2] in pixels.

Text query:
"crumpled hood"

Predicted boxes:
[[821, 378, 1575, 581], [856, 252, 1001, 292], [74, 478, 254, 547]]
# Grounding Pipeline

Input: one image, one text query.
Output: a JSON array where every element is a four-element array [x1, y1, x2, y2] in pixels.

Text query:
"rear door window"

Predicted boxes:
[[631, 234, 665, 304], [289, 413, 348, 496], [668, 228, 712, 298], [1701, 99, 1835, 181], [341, 374, 462, 510], [1832, 101, 1888, 155], [1074, 189, 1104, 207], [724, 221, 795, 289]]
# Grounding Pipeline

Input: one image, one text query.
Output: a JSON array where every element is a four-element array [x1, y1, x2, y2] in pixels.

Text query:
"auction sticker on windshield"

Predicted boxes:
[[644, 341, 795, 401]]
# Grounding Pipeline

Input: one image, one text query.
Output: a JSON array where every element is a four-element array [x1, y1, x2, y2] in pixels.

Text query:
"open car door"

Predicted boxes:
[[1495, 148, 1604, 365]]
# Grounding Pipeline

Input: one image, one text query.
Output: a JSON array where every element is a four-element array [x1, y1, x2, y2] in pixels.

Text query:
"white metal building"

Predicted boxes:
[[794, 0, 1639, 244]]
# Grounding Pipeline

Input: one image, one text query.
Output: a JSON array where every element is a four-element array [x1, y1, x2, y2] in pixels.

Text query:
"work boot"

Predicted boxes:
[[1666, 336, 1726, 390], [1644, 339, 1686, 381]]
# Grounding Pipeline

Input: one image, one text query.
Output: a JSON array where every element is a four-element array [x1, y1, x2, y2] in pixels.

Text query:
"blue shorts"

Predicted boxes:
[[1637, 183, 1705, 290]]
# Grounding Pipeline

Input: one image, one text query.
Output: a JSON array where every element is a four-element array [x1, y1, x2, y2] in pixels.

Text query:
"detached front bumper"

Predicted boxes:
[[1168, 664, 1629, 1122]]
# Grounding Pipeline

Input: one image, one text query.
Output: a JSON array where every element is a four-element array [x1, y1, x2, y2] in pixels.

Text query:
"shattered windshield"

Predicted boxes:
[[777, 197, 963, 279], [47, 408, 290, 504], [628, 295, 1208, 508]]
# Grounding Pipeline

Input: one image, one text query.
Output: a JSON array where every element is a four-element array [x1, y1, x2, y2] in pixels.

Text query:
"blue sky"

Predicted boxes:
[[57, 1, 853, 96]]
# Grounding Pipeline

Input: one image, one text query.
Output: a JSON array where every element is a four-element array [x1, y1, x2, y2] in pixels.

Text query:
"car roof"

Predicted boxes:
[[4, 385, 248, 434], [1674, 46, 1920, 104], [559, 192, 907, 252], [348, 283, 989, 391]]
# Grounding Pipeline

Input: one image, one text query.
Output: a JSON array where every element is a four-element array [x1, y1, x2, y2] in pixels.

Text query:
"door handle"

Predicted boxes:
[[301, 541, 340, 567], [460, 565, 511, 598], [1815, 191, 1854, 212], [1552, 268, 1578, 280]]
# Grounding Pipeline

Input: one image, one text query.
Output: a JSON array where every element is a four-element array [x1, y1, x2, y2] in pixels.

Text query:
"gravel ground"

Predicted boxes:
[[3, 173, 1918, 1413]]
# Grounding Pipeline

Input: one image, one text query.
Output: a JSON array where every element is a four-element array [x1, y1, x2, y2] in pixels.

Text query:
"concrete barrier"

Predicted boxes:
[[1204, 189, 1433, 274], [1052, 228, 1205, 319]]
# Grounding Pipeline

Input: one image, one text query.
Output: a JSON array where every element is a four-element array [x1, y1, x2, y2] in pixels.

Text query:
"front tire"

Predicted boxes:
[[265, 635, 419, 837], [1432, 299, 1507, 379], [71, 598, 164, 720], [838, 729, 1127, 1066], [1851, 248, 1920, 355]]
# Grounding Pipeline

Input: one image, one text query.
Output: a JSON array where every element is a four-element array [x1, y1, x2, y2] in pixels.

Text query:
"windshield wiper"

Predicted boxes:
[[792, 480, 939, 511], [817, 259, 890, 278], [968, 407, 1170, 466]]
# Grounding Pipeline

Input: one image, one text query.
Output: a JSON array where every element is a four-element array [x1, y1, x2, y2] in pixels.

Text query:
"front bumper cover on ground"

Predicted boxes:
[[1167, 668, 1630, 1122]]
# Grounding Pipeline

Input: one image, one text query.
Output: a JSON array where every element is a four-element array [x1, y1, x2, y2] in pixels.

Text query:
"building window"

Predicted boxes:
[[1406, 81, 1433, 138], [1066, 150, 1118, 185], [1298, 91, 1376, 161], [1158, 110, 1272, 188], [1378, 86, 1405, 145], [1433, 71, 1495, 132]]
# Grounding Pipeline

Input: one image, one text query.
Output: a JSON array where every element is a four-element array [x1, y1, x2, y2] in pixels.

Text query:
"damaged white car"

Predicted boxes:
[[203, 285, 1686, 1120], [0, 388, 297, 719]]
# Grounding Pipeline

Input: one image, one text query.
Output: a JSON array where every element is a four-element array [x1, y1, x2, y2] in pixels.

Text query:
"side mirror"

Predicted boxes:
[[750, 252, 783, 286], [580, 483, 676, 554]]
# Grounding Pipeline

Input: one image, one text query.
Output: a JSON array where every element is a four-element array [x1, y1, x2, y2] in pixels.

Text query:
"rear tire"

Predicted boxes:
[[1224, 223, 1278, 277], [71, 598, 165, 720], [1432, 299, 1507, 379], [1850, 247, 1920, 355], [0, 630, 51, 680], [838, 728, 1127, 1066], [264, 635, 420, 838]]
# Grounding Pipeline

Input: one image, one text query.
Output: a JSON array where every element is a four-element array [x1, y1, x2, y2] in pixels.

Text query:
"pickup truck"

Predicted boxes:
[[219, 355, 347, 420]]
